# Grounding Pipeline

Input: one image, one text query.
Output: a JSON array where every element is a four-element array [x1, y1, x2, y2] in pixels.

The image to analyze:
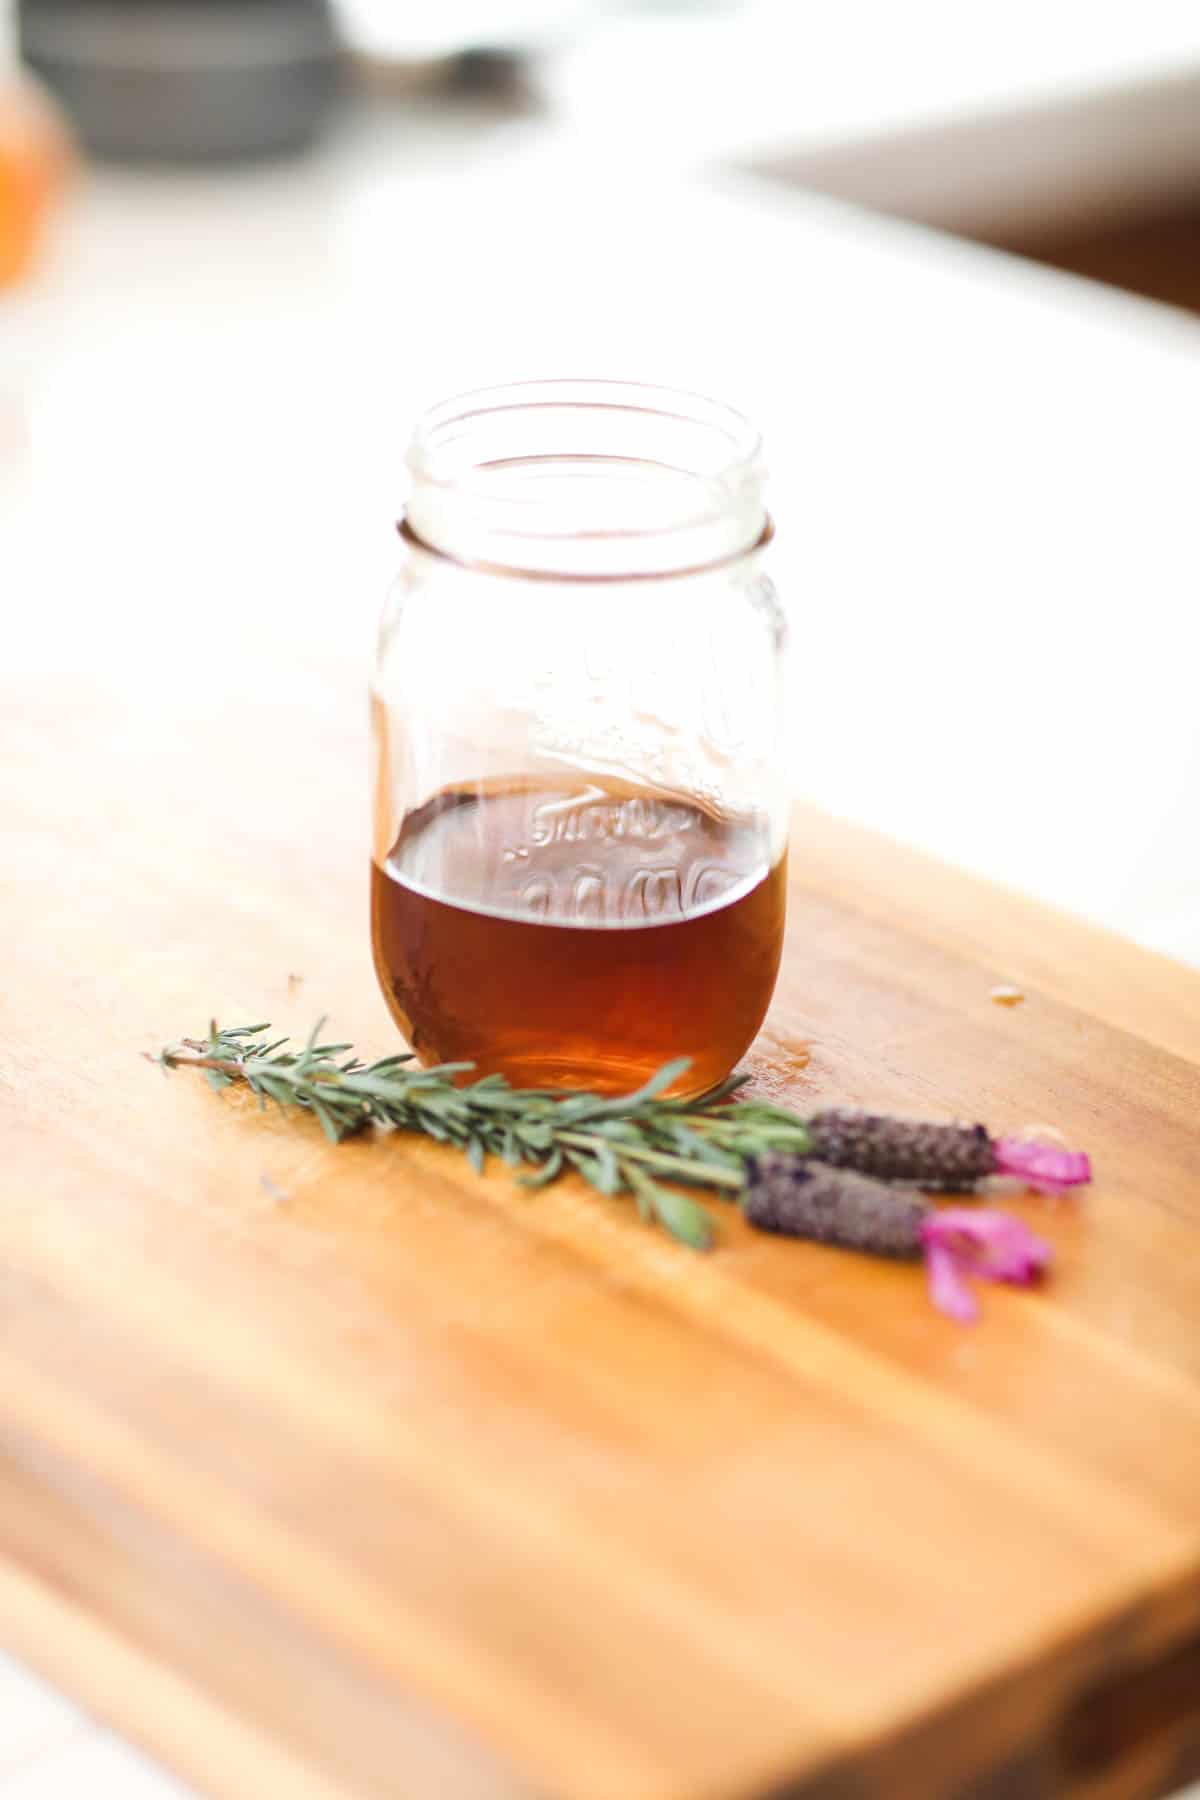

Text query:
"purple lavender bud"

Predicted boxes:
[[806, 1110, 996, 1191], [744, 1155, 930, 1258]]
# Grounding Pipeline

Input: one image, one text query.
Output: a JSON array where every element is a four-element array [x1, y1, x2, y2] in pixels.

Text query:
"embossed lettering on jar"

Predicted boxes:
[[371, 382, 789, 1097]]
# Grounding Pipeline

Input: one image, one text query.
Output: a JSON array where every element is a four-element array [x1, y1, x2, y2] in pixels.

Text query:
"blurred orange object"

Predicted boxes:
[[0, 71, 72, 287]]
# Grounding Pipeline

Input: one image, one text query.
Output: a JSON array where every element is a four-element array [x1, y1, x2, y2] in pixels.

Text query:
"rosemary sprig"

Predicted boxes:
[[154, 1021, 816, 1250]]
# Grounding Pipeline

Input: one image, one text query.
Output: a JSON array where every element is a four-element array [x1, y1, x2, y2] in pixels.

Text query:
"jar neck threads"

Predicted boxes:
[[403, 380, 768, 580]]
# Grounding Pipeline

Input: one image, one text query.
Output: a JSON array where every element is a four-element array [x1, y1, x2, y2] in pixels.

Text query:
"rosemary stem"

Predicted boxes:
[[557, 1130, 745, 1193], [166, 1048, 350, 1090], [164, 1050, 248, 1076]]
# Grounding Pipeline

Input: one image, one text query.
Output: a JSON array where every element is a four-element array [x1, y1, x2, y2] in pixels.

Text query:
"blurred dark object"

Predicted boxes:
[[350, 41, 540, 115], [18, 0, 341, 164], [450, 48, 530, 101]]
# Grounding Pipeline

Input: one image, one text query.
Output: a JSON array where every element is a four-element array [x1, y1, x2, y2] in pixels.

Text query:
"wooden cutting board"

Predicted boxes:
[[4, 675, 1200, 1800]]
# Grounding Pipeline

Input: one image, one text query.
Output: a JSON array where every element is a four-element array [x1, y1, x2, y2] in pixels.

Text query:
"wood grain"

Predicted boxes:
[[3, 669, 1200, 1800]]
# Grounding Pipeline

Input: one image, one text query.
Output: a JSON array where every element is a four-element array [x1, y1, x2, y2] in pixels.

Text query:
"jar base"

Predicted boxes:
[[407, 1046, 730, 1103]]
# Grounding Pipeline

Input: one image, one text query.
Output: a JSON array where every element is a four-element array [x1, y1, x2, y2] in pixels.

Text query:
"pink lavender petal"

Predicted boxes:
[[925, 1241, 980, 1323], [994, 1137, 1092, 1190], [1025, 1177, 1079, 1199], [920, 1210, 1052, 1322], [928, 1207, 1052, 1282]]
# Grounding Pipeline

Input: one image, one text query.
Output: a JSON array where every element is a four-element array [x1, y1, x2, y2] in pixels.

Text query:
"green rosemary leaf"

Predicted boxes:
[[310, 1096, 346, 1145], [724, 1099, 814, 1130], [590, 1140, 621, 1195], [687, 1070, 753, 1106], [624, 1165, 714, 1250], [300, 1015, 329, 1067], [564, 1146, 622, 1195], [250, 1077, 286, 1111], [466, 1136, 486, 1176], [588, 1057, 692, 1115], [547, 1093, 606, 1124], [457, 1087, 522, 1111], [518, 1147, 564, 1189], [581, 1118, 644, 1143], [204, 1068, 234, 1093], [666, 1122, 740, 1167]]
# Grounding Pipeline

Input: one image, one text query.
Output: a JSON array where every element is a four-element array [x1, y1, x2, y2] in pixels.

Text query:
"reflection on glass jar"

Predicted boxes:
[[370, 380, 789, 1098]]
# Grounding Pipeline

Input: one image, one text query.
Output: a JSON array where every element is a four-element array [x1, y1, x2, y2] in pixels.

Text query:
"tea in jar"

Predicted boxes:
[[372, 775, 786, 1094]]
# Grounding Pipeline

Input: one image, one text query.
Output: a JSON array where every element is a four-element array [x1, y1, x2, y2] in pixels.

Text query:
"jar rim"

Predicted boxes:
[[403, 379, 767, 577]]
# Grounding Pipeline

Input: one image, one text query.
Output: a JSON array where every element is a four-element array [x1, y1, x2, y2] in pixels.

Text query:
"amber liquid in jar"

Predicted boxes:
[[370, 777, 786, 1097]]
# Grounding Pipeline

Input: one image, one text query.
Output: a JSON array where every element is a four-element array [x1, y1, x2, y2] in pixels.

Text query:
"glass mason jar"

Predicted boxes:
[[370, 380, 788, 1099]]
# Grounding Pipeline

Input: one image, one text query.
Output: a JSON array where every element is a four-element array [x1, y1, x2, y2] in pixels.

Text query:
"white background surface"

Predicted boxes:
[[7, 117, 1200, 963], [4, 10, 1200, 1792]]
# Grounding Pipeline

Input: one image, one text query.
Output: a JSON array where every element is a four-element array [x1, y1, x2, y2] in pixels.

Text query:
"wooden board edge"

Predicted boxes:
[[743, 1552, 1200, 1800], [0, 1556, 359, 1800]]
